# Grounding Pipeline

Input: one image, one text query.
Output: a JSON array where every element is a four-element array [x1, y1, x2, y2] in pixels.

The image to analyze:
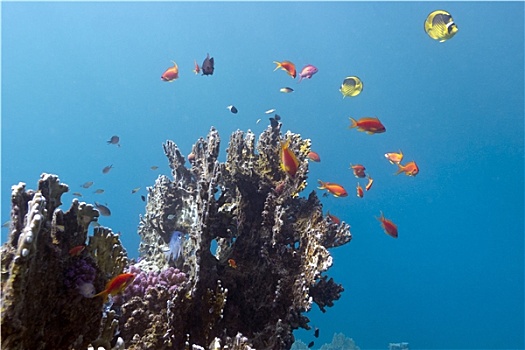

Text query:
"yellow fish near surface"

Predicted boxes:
[[340, 76, 363, 98], [424, 10, 458, 42]]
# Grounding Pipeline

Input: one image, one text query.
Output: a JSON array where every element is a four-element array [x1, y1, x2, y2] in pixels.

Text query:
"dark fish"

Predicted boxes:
[[227, 105, 238, 114], [201, 53, 214, 76], [102, 165, 113, 174], [150, 166, 159, 170], [308, 341, 314, 348], [274, 114, 281, 121], [94, 202, 111, 216], [314, 327, 319, 338], [131, 187, 140, 194], [81, 181, 94, 189], [107, 135, 120, 146], [141, 195, 146, 202], [93, 189, 104, 194], [72, 192, 83, 197]]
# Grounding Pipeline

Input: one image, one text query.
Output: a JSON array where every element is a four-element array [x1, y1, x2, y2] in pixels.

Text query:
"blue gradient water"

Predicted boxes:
[[2, 2, 523, 349]]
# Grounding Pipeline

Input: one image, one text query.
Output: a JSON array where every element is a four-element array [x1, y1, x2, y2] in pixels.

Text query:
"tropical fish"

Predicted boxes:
[[227, 105, 238, 114], [94, 202, 111, 216], [308, 341, 314, 348], [350, 164, 366, 178], [164, 231, 184, 262], [317, 180, 348, 197], [201, 53, 214, 76], [273, 60, 296, 78], [256, 118, 261, 124], [92, 273, 136, 302], [340, 76, 363, 98], [102, 165, 113, 174], [131, 187, 141, 194], [93, 189, 104, 194], [377, 211, 398, 238], [280, 87, 294, 93], [396, 161, 419, 176], [161, 61, 179, 82], [348, 117, 386, 134], [69, 245, 86, 256], [314, 327, 320, 338], [356, 183, 364, 198], [107, 135, 120, 146], [365, 175, 374, 191], [141, 195, 146, 202], [307, 151, 321, 162], [265, 108, 276, 114], [192, 60, 200, 74], [298, 64, 318, 82], [326, 212, 340, 225], [385, 151, 404, 164], [81, 181, 94, 189], [72, 192, 83, 197], [424, 10, 458, 42], [228, 258, 238, 269], [280, 140, 300, 178], [150, 166, 159, 170]]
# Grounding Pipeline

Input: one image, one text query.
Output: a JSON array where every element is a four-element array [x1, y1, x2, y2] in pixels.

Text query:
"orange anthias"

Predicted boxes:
[[356, 183, 364, 198], [280, 140, 300, 178], [307, 151, 321, 162], [93, 273, 135, 302], [365, 175, 374, 191], [349, 117, 386, 134], [273, 60, 297, 78], [161, 61, 179, 82], [318, 180, 348, 197], [396, 161, 419, 176], [377, 212, 398, 238], [192, 60, 200, 75], [350, 164, 366, 178], [385, 151, 404, 164]]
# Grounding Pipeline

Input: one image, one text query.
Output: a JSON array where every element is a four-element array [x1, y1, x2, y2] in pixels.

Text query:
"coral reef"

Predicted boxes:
[[134, 122, 352, 349], [1, 121, 352, 350], [0, 174, 127, 350]]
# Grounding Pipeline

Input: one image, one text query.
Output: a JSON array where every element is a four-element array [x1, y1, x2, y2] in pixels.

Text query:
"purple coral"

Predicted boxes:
[[64, 257, 97, 297], [114, 264, 187, 304]]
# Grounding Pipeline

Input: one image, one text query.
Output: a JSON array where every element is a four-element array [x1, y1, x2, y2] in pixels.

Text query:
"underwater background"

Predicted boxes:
[[1, 2, 523, 349]]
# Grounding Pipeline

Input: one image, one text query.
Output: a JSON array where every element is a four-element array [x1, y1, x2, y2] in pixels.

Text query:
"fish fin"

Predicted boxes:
[[273, 61, 281, 71], [348, 118, 357, 129], [92, 290, 109, 302], [317, 180, 325, 189], [394, 164, 404, 175]]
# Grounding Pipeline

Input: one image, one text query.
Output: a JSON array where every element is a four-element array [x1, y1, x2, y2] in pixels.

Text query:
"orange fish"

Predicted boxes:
[[396, 161, 419, 176], [192, 60, 200, 75], [307, 151, 321, 162], [356, 183, 364, 198], [228, 258, 237, 269], [349, 117, 386, 134], [93, 273, 135, 302], [350, 164, 366, 178], [161, 61, 179, 82], [69, 245, 86, 256], [318, 180, 348, 197], [280, 140, 300, 178], [377, 211, 398, 238], [384, 151, 403, 164], [365, 175, 374, 191], [273, 60, 297, 78], [326, 211, 341, 225]]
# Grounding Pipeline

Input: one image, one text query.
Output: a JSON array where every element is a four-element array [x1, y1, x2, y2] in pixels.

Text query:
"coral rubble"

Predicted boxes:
[[1, 122, 352, 350]]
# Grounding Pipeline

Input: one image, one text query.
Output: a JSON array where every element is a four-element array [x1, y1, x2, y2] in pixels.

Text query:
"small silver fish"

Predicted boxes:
[[102, 165, 113, 174], [280, 87, 294, 93], [72, 192, 83, 197], [94, 202, 111, 216], [93, 189, 104, 194], [131, 187, 140, 194], [81, 181, 94, 189], [150, 166, 159, 170], [265, 108, 276, 114]]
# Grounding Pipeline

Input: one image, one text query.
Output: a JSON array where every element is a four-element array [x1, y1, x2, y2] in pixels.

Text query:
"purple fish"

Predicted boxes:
[[298, 64, 318, 83]]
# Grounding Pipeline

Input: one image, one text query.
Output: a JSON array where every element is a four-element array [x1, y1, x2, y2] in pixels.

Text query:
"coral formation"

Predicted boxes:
[[1, 121, 352, 350]]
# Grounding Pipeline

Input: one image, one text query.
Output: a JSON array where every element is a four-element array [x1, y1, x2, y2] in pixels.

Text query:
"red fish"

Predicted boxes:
[[273, 60, 297, 78], [356, 183, 364, 198], [350, 164, 366, 178], [349, 117, 386, 134], [307, 151, 321, 162], [192, 60, 200, 75], [377, 212, 398, 238], [228, 258, 238, 269], [326, 212, 341, 225], [396, 161, 419, 176], [365, 175, 374, 191], [298, 64, 318, 83], [318, 180, 348, 197], [280, 140, 300, 178], [93, 273, 135, 302], [385, 150, 403, 164], [69, 245, 86, 256], [161, 61, 179, 82]]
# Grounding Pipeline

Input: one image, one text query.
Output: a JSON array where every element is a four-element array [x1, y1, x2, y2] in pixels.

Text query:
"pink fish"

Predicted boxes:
[[298, 64, 318, 83]]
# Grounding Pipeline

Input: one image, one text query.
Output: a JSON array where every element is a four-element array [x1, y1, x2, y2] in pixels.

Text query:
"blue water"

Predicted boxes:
[[2, 2, 523, 349]]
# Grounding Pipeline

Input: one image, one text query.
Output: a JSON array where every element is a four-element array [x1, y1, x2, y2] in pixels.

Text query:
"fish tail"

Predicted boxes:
[[394, 164, 405, 175], [348, 117, 357, 129], [92, 290, 109, 302], [317, 180, 325, 189], [273, 61, 282, 71]]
